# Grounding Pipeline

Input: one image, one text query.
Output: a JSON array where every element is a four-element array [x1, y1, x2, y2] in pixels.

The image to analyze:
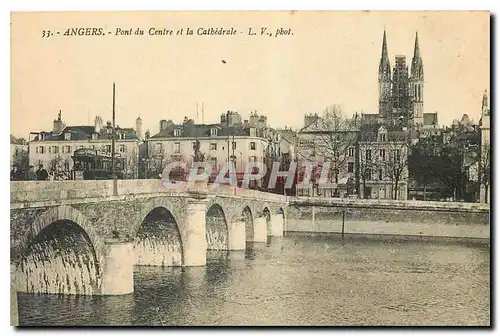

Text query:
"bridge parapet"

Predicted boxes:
[[290, 197, 490, 213], [11, 180, 115, 204], [10, 180, 287, 204]]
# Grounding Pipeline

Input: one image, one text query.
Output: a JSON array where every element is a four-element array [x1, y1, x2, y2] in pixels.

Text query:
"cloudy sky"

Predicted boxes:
[[11, 11, 489, 138]]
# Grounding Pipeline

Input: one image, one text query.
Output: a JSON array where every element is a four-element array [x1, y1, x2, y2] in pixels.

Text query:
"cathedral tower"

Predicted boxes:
[[392, 55, 410, 124], [410, 32, 424, 127], [378, 30, 392, 124]]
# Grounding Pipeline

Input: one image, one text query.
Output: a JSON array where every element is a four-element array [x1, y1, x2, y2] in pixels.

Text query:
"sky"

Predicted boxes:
[[11, 11, 490, 139]]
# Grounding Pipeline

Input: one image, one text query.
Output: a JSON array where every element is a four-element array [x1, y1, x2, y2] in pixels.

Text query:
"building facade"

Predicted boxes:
[[147, 111, 283, 185], [28, 112, 141, 179], [296, 114, 409, 200], [10, 135, 29, 170]]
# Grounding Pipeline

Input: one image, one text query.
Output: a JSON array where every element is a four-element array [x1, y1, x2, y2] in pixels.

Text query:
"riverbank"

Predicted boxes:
[[284, 231, 490, 245], [286, 204, 490, 240]]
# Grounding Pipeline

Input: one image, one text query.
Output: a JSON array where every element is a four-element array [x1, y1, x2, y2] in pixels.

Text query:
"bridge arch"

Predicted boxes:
[[261, 207, 272, 235], [242, 205, 254, 242], [133, 198, 184, 267], [15, 205, 102, 295], [205, 203, 229, 250]]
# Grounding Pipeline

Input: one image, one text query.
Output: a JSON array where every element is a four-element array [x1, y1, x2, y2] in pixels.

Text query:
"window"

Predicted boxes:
[[104, 145, 111, 152], [119, 145, 125, 152], [366, 149, 372, 161], [250, 142, 256, 150], [174, 142, 180, 153], [210, 128, 218, 136], [232, 142, 237, 150], [119, 133, 125, 140], [249, 156, 257, 162], [366, 168, 372, 180], [155, 143, 163, 151], [64, 145, 71, 153], [380, 133, 386, 141], [210, 157, 217, 167], [379, 149, 386, 161], [394, 149, 401, 162], [64, 132, 71, 140], [379, 168, 383, 180], [90, 145, 95, 150], [347, 162, 354, 173], [348, 147, 355, 157], [52, 146, 59, 154], [40, 146, 45, 154], [210, 143, 217, 150], [174, 129, 181, 137]]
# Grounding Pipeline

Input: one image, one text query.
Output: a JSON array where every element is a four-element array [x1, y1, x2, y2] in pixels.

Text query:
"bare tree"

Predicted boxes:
[[48, 154, 73, 180], [124, 151, 139, 179], [358, 139, 379, 199], [479, 142, 491, 203], [313, 105, 358, 185], [384, 131, 411, 200]]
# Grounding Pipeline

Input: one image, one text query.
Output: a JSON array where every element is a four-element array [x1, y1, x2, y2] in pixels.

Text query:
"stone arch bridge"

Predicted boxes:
[[10, 180, 287, 296]]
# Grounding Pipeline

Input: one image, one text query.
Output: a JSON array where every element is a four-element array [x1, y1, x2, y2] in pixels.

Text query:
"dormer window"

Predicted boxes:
[[92, 133, 98, 140], [64, 132, 71, 140], [174, 129, 181, 137], [210, 128, 218, 136], [378, 127, 387, 142]]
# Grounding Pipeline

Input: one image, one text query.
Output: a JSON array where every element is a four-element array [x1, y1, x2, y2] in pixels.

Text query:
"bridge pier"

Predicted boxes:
[[182, 197, 207, 266], [251, 216, 267, 243], [101, 240, 134, 295], [10, 265, 19, 327], [269, 214, 284, 236], [228, 217, 246, 250]]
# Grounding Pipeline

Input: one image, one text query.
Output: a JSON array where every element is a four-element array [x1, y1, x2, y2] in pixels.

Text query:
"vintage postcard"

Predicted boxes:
[[10, 11, 490, 326]]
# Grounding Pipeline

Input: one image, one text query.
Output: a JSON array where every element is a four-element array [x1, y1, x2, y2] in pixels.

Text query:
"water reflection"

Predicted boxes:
[[17, 235, 490, 326]]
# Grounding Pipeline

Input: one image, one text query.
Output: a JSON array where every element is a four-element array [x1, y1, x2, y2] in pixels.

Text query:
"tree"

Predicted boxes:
[[384, 131, 411, 200], [48, 154, 72, 180], [313, 105, 358, 185], [436, 143, 465, 201], [479, 142, 491, 203], [124, 150, 139, 179], [408, 137, 441, 200]]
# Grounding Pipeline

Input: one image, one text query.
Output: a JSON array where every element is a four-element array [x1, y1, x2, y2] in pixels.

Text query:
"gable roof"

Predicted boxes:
[[31, 125, 138, 141]]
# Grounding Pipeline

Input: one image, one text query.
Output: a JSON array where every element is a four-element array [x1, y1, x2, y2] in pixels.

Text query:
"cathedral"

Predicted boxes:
[[378, 30, 424, 128]]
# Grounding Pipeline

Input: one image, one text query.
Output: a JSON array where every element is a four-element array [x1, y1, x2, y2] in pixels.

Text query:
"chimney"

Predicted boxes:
[[94, 116, 103, 133], [159, 119, 168, 132]]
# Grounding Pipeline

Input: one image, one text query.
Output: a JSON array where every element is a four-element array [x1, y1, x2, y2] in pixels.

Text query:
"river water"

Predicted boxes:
[[17, 234, 490, 326]]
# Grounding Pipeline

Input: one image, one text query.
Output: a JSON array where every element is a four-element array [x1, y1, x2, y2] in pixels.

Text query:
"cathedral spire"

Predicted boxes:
[[379, 30, 391, 81], [413, 31, 421, 59], [381, 30, 389, 60], [482, 90, 488, 108], [411, 31, 423, 80]]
